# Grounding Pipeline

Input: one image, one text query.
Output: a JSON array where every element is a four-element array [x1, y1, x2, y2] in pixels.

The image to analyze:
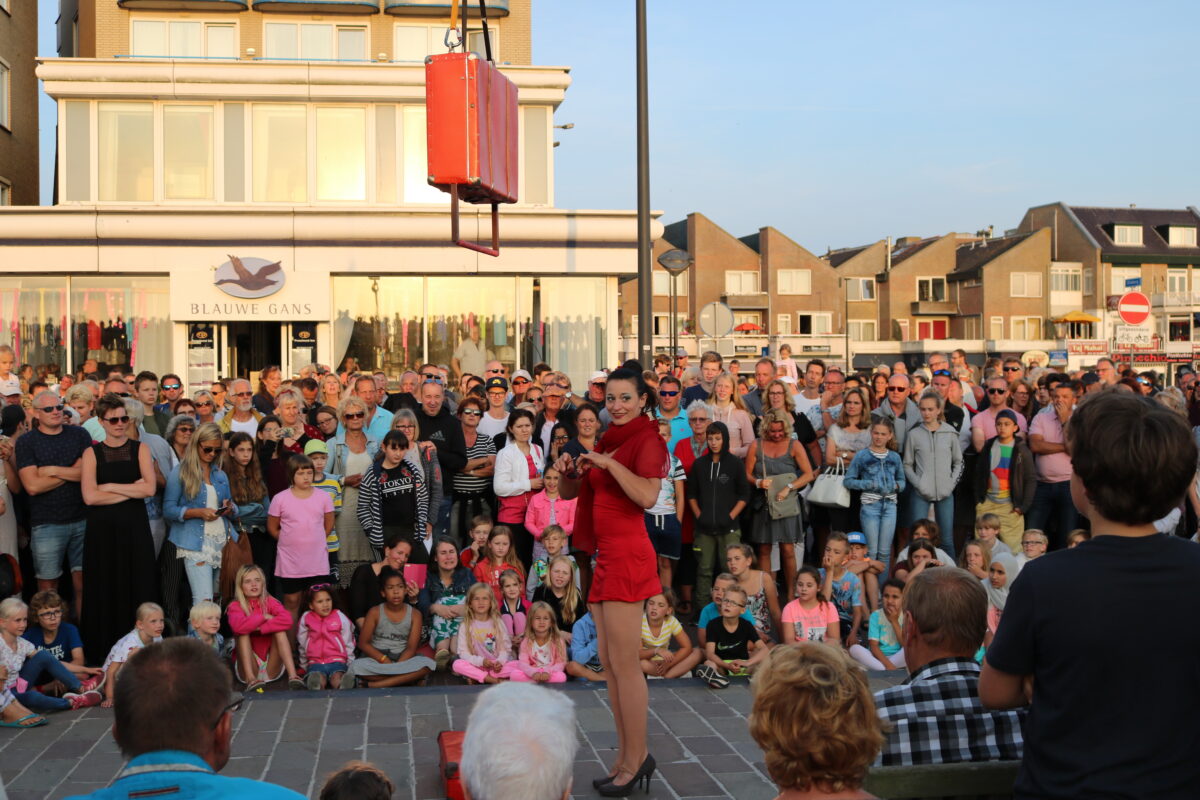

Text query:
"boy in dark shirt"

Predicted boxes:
[[981, 392, 1200, 799], [696, 586, 767, 689], [21, 590, 104, 695]]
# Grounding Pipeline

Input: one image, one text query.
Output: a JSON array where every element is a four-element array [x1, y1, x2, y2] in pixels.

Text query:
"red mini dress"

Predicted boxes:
[[583, 416, 668, 603]]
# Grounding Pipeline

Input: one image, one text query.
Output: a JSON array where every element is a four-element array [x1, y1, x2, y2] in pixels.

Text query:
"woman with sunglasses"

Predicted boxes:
[[192, 390, 222, 426], [164, 422, 239, 611], [79, 392, 157, 665], [452, 396, 496, 544], [164, 414, 195, 469]]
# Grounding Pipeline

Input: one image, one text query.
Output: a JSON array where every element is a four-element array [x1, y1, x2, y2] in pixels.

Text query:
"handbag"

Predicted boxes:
[[757, 441, 801, 520], [808, 457, 851, 508], [218, 526, 254, 604]]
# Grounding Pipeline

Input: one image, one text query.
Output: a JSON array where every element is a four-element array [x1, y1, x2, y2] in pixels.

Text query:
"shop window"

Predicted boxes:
[[0, 279, 68, 378], [71, 278, 171, 377]]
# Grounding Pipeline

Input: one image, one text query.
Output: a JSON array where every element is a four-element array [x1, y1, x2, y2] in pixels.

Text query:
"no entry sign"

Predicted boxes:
[[1117, 291, 1151, 326]]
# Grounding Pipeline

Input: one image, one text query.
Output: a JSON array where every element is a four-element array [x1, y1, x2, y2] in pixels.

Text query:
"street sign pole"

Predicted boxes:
[[635, 0, 652, 367]]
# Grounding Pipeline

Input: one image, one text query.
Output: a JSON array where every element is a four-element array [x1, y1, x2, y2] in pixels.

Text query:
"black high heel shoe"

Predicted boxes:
[[592, 773, 618, 789], [596, 754, 655, 797]]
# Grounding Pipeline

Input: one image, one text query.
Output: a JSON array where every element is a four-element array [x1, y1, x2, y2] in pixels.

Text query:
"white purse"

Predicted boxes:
[[808, 457, 851, 509]]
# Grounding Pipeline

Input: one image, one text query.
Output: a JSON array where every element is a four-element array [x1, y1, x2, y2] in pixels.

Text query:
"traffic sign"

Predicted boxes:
[[1125, 277, 1142, 289], [1115, 325, 1151, 347], [1117, 291, 1151, 326]]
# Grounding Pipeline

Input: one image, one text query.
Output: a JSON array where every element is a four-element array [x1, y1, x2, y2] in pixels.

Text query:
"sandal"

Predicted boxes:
[[0, 713, 47, 728], [243, 679, 265, 694], [288, 677, 307, 691]]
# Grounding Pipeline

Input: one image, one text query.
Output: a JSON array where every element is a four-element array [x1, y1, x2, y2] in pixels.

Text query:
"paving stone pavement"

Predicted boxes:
[[0, 673, 905, 800]]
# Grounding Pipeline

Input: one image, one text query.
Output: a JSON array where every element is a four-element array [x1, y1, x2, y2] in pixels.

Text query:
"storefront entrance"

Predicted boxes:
[[184, 322, 320, 394], [226, 322, 282, 380]]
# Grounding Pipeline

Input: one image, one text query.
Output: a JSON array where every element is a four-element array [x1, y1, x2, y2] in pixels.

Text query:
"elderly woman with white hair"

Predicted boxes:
[[273, 387, 320, 455]]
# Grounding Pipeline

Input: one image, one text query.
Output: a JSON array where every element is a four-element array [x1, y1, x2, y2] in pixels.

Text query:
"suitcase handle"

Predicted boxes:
[[450, 194, 501, 257]]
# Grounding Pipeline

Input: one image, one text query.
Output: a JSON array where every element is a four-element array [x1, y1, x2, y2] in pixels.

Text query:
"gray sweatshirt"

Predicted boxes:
[[902, 423, 963, 502]]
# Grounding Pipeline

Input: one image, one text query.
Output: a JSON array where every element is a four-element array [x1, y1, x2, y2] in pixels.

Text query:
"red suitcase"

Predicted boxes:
[[438, 730, 467, 800]]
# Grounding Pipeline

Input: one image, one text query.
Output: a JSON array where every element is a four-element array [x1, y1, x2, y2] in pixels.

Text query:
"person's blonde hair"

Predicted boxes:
[[179, 422, 225, 500], [233, 564, 269, 616], [0, 597, 27, 620], [526, 600, 567, 663], [337, 394, 368, 421], [707, 372, 748, 412], [958, 538, 993, 571], [763, 379, 795, 413], [760, 407, 794, 437], [836, 386, 871, 429], [749, 643, 883, 792], [189, 600, 222, 627], [462, 583, 503, 641], [543, 555, 582, 625], [917, 388, 946, 422]]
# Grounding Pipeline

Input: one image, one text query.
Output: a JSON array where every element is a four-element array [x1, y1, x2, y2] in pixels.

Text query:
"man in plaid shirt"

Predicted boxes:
[[873, 567, 1024, 766]]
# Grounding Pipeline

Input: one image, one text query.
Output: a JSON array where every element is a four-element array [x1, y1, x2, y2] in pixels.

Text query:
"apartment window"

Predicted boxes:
[[394, 24, 500, 62], [962, 316, 980, 340], [522, 106, 549, 205], [1010, 272, 1043, 298], [917, 277, 946, 302], [1169, 226, 1198, 247], [0, 60, 8, 130], [848, 320, 876, 341], [895, 319, 909, 341], [1083, 267, 1094, 296], [1050, 267, 1081, 292], [316, 107, 367, 201], [130, 20, 236, 58], [1011, 316, 1043, 340], [1113, 224, 1143, 246], [264, 23, 367, 61], [916, 320, 948, 340], [776, 269, 811, 295], [652, 314, 673, 336], [990, 316, 1004, 340], [776, 314, 792, 336], [0, 180, 10, 206], [725, 271, 760, 294], [1168, 269, 1189, 294], [1110, 267, 1141, 294], [252, 105, 307, 202], [163, 105, 214, 200], [845, 277, 875, 301], [796, 313, 832, 336], [651, 270, 686, 296], [98, 103, 154, 202], [401, 106, 447, 204]]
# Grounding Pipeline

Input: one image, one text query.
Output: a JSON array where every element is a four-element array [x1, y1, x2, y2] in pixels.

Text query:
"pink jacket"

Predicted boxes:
[[226, 595, 292, 660], [514, 634, 567, 677], [523, 491, 577, 540], [455, 617, 513, 667], [297, 610, 355, 668]]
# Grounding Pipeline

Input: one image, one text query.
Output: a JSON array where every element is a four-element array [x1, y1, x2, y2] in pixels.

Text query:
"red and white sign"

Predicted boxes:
[[1117, 291, 1151, 325]]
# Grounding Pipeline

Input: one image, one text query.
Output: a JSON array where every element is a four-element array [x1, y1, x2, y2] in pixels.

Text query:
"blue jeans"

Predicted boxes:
[[860, 499, 898, 564], [16, 650, 81, 712], [909, 495, 956, 560], [307, 662, 348, 678], [31, 520, 87, 580], [1024, 480, 1078, 548], [182, 558, 218, 608]]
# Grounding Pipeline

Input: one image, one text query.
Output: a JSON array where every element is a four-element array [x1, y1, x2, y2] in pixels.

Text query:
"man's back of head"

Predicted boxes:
[[462, 683, 576, 800], [904, 566, 986, 660]]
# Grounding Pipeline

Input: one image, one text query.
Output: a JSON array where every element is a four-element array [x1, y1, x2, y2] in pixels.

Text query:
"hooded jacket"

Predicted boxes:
[[687, 423, 749, 531], [416, 402, 468, 477], [973, 434, 1037, 513], [902, 422, 964, 502]]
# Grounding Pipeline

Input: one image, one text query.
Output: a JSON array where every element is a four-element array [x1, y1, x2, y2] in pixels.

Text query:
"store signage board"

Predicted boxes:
[[171, 258, 329, 321]]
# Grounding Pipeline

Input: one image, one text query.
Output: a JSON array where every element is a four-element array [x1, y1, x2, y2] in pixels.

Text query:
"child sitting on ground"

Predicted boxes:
[[298, 584, 355, 690], [565, 611, 606, 683], [1066, 528, 1091, 548], [780, 566, 840, 645], [820, 532, 866, 646], [983, 551, 1020, 649], [893, 536, 949, 582], [509, 601, 568, 684], [22, 591, 103, 695], [452, 582, 515, 684], [958, 538, 993, 581], [100, 602, 165, 707], [187, 601, 226, 655], [1017, 529, 1048, 567], [306, 441, 345, 581], [639, 588, 701, 679], [523, 466, 576, 565], [227, 564, 303, 692], [2, 597, 101, 715], [697, 573, 758, 649], [849, 578, 905, 671], [526, 525, 579, 599], [351, 567, 435, 688], [974, 513, 1012, 557], [843, 532, 886, 612], [696, 586, 767, 689], [726, 543, 781, 641], [459, 515, 493, 570], [472, 526, 525, 602], [531, 555, 586, 643], [498, 569, 529, 648], [319, 761, 394, 800]]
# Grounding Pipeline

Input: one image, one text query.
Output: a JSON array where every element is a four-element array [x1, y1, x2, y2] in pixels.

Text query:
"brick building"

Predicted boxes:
[[0, 0, 39, 205]]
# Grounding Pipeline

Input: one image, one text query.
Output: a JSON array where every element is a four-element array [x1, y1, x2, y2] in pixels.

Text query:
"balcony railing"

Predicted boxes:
[[721, 292, 769, 309], [118, 0, 247, 9], [910, 299, 956, 315], [1151, 291, 1200, 308], [385, 0, 509, 15]]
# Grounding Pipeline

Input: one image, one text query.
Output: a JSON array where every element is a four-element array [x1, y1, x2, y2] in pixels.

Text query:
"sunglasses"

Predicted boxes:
[[343, 412, 365, 420], [591, 381, 606, 388], [37, 404, 65, 413], [196, 401, 213, 407], [529, 397, 544, 403], [512, 378, 529, 386], [1003, 367, 1022, 372], [162, 384, 182, 391], [932, 369, 953, 378], [486, 368, 505, 374], [555, 383, 570, 389], [460, 409, 482, 417], [211, 697, 245, 730], [234, 391, 253, 398], [887, 386, 908, 393], [200, 445, 223, 455], [659, 390, 679, 397], [987, 388, 1007, 395], [104, 415, 130, 424], [309, 582, 332, 593], [421, 373, 443, 382]]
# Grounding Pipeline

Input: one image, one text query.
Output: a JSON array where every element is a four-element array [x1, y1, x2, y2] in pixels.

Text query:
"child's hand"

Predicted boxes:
[[533, 671, 549, 683], [101, 698, 114, 708], [846, 630, 859, 647], [845, 560, 868, 575], [822, 552, 833, 570], [377, 655, 390, 664]]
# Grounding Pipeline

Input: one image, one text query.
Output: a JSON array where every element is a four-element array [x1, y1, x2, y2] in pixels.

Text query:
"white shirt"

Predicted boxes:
[[229, 415, 259, 437]]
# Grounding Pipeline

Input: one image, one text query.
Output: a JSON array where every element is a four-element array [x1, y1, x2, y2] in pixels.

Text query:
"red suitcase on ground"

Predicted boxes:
[[438, 730, 467, 800]]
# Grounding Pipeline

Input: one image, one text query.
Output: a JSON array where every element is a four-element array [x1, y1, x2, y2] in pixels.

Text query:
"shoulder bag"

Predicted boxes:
[[759, 440, 801, 520], [808, 457, 851, 509]]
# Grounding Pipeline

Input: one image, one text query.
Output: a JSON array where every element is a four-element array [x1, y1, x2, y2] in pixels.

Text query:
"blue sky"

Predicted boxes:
[[37, 1, 1200, 250]]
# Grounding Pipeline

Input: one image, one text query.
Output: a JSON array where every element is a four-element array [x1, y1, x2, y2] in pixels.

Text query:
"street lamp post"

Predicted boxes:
[[658, 249, 693, 363], [635, 0, 653, 366]]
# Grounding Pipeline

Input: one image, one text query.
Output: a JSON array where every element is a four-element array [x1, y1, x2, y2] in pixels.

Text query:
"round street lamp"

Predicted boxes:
[[657, 249, 694, 366]]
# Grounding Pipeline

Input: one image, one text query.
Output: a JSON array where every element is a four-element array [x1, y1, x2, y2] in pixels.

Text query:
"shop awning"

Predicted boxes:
[[1051, 311, 1102, 324]]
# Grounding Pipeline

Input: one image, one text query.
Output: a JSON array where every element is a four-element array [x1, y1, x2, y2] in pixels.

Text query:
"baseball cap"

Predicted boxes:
[[995, 409, 1019, 426], [1081, 372, 1100, 386], [846, 531, 867, 546], [0, 377, 19, 396], [511, 369, 532, 383], [303, 439, 328, 456], [675, 347, 687, 358], [485, 377, 509, 392], [588, 371, 607, 384]]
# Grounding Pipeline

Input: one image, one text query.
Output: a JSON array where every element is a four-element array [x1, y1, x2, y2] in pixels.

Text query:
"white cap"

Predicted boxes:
[[588, 371, 607, 383], [0, 377, 20, 396]]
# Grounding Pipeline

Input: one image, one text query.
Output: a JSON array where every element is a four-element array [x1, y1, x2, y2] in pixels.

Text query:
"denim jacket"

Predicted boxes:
[[327, 429, 380, 479], [843, 448, 906, 497], [163, 463, 239, 551]]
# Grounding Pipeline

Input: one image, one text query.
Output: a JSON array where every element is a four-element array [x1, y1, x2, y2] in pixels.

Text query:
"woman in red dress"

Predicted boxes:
[[557, 368, 666, 796]]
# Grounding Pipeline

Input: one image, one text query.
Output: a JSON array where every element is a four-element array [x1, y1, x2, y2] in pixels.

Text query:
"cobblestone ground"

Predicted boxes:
[[0, 673, 905, 800]]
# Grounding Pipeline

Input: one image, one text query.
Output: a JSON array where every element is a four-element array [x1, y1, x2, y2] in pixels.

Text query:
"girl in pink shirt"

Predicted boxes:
[[509, 602, 567, 683], [523, 466, 577, 563], [268, 454, 335, 644], [227, 565, 303, 691], [780, 566, 840, 645]]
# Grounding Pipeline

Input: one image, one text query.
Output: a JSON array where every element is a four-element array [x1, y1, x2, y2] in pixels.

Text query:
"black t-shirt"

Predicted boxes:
[[988, 534, 1200, 798], [705, 616, 757, 662], [15, 426, 93, 526], [379, 464, 418, 528]]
